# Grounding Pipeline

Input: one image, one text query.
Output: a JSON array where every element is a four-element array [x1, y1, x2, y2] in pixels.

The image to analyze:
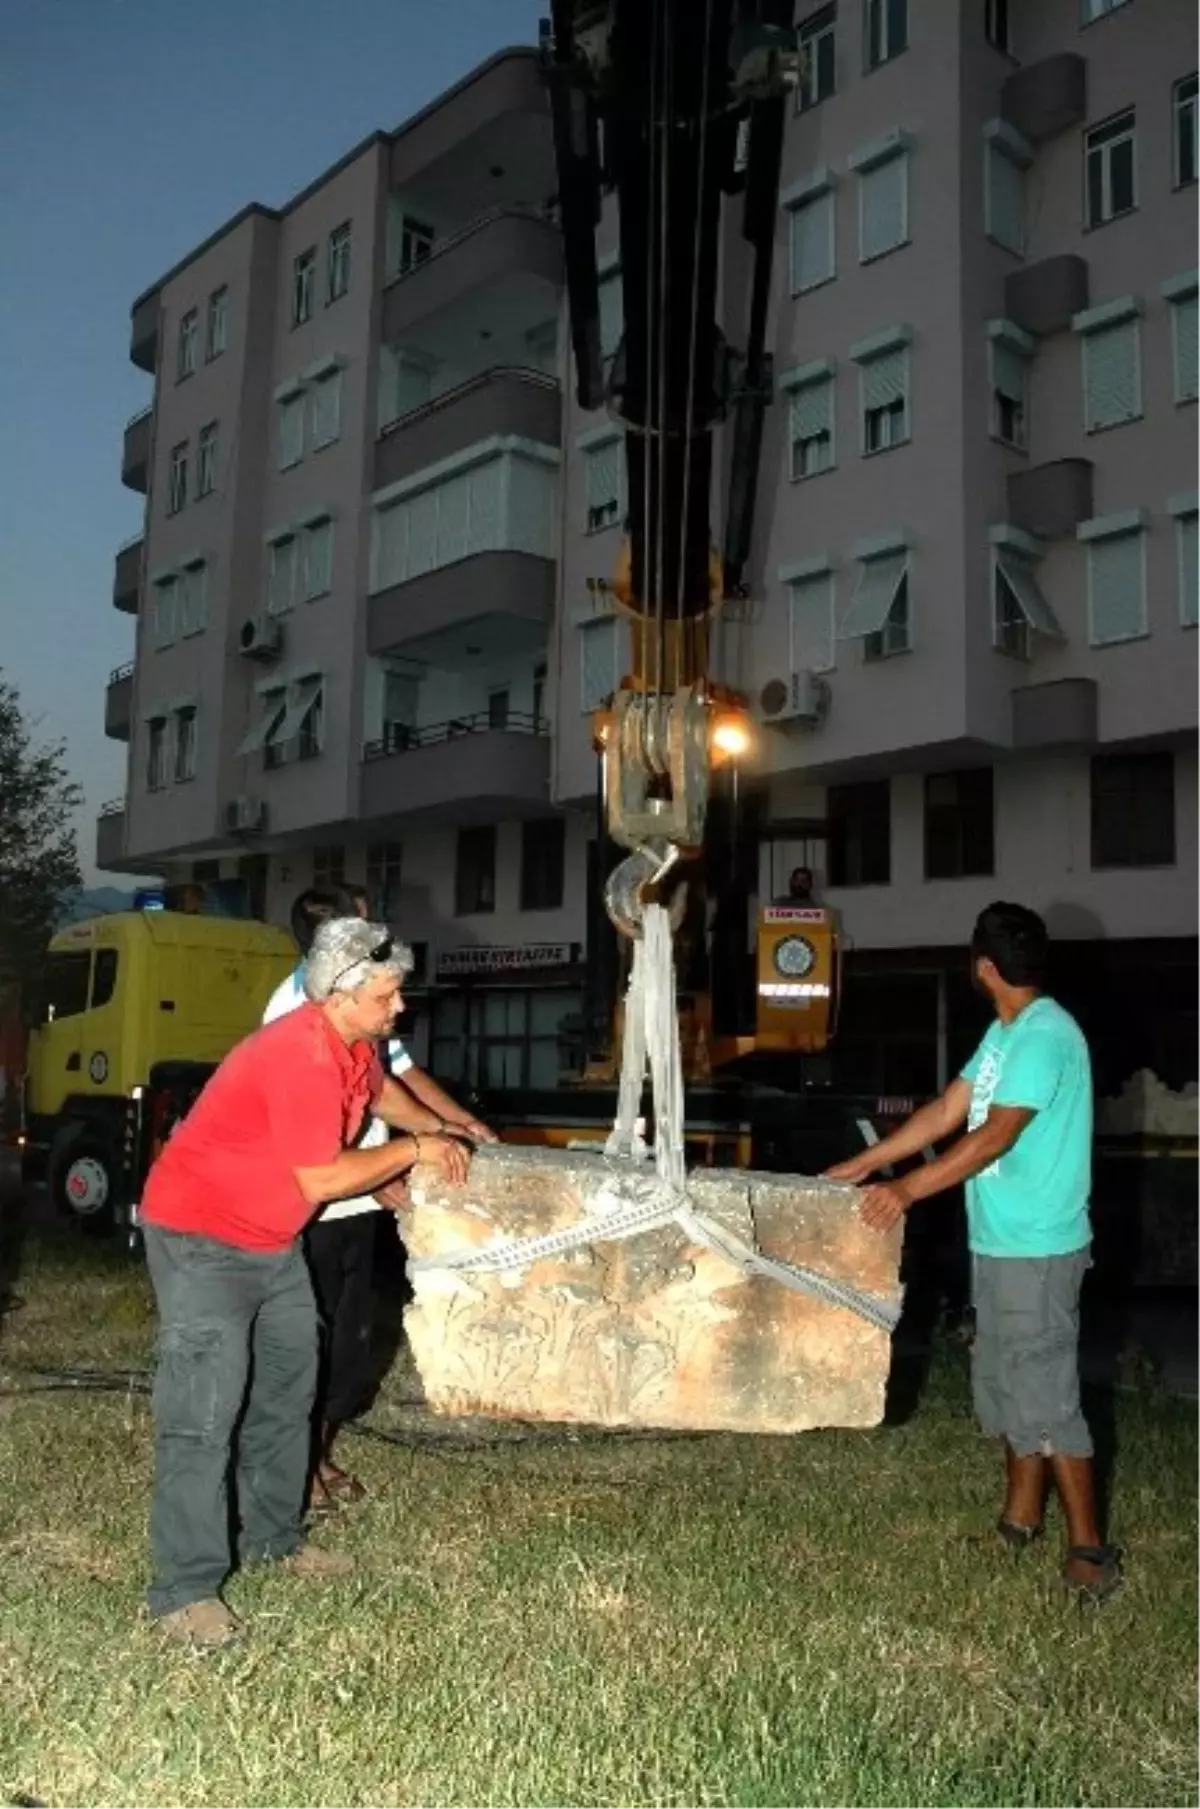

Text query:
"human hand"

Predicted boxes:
[[461, 1117, 498, 1145], [859, 1179, 913, 1232], [415, 1133, 470, 1186], [824, 1152, 878, 1185], [374, 1180, 411, 1212]]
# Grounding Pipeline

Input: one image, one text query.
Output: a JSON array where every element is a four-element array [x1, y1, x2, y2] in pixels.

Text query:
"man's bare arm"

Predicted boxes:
[[295, 1131, 467, 1209], [859, 1105, 1035, 1229], [825, 1079, 974, 1182], [398, 1065, 499, 1142], [372, 1074, 447, 1136]]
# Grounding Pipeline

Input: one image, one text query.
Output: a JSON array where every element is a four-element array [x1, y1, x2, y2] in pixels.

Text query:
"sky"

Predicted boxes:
[[0, 0, 546, 883]]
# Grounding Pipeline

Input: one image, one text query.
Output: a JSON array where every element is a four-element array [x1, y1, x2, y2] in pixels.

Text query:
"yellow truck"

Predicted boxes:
[[18, 911, 296, 1232]]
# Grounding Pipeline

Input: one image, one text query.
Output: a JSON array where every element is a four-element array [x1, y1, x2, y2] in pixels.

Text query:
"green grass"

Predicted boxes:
[[0, 1227, 1196, 1809]]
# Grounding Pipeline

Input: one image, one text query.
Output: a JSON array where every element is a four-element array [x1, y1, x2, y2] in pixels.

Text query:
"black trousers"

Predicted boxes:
[[143, 1224, 317, 1616], [304, 1211, 378, 1427]]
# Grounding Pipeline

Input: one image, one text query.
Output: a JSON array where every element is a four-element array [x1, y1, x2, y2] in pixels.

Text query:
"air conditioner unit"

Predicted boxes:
[[758, 670, 829, 727], [224, 795, 268, 834], [238, 614, 283, 662]]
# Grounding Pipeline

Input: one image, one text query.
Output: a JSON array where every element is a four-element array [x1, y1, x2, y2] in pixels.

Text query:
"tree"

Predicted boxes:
[[0, 671, 83, 990]]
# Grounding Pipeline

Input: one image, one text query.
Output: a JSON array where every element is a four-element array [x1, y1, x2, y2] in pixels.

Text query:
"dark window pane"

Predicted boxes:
[[44, 952, 91, 1021], [828, 780, 891, 886], [1086, 150, 1104, 226], [455, 826, 496, 915], [1109, 136, 1135, 213], [520, 818, 566, 912], [91, 950, 119, 1009], [924, 768, 994, 879], [1091, 752, 1175, 867], [888, 0, 908, 55]]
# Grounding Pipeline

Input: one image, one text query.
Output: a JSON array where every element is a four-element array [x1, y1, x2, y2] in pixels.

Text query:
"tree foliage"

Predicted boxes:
[[0, 671, 83, 989]]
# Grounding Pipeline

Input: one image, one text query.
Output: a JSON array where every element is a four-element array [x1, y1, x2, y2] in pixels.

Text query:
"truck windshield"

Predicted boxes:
[[43, 952, 91, 1021], [91, 948, 119, 1007]]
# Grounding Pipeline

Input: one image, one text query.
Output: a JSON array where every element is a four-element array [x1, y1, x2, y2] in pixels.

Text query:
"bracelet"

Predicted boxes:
[[410, 1133, 424, 1165]]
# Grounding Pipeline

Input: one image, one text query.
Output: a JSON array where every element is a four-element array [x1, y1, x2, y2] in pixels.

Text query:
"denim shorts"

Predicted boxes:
[[970, 1248, 1093, 1458]]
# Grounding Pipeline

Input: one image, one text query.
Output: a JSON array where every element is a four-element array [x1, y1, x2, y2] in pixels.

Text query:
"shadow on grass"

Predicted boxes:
[[0, 1152, 32, 1332]]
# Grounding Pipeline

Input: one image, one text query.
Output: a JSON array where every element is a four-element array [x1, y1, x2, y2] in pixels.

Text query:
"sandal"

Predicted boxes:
[[306, 1473, 342, 1518], [1063, 1544, 1124, 1604]]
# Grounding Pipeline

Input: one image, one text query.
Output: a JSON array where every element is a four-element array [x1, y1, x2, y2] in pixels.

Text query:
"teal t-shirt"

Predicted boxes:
[[960, 996, 1092, 1258]]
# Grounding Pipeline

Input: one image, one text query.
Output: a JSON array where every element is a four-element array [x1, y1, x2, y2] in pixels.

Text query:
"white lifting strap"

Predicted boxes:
[[604, 901, 686, 1192]]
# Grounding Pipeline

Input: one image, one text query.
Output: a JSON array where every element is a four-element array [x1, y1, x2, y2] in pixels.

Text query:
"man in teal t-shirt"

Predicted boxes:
[[826, 902, 1121, 1605]]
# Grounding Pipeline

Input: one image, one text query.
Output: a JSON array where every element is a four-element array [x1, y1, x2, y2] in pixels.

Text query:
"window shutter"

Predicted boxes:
[[280, 395, 304, 466], [790, 190, 833, 292], [861, 348, 907, 411], [466, 460, 501, 552], [1088, 532, 1145, 645], [1173, 295, 1198, 402], [992, 342, 1027, 404], [376, 502, 408, 590], [435, 472, 469, 567], [268, 539, 295, 615], [840, 552, 908, 638], [1084, 321, 1139, 429], [407, 490, 439, 578], [581, 617, 619, 710], [860, 155, 906, 261], [1180, 515, 1198, 627], [987, 147, 1025, 255], [790, 379, 832, 441], [586, 440, 621, 513], [788, 573, 834, 672]]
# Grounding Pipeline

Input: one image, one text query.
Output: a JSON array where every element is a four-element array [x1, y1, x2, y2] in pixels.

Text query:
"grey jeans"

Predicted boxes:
[[143, 1223, 319, 1616], [971, 1247, 1093, 1458]]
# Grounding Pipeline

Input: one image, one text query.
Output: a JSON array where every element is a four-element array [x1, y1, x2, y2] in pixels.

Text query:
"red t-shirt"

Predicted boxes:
[[141, 1004, 383, 1252]]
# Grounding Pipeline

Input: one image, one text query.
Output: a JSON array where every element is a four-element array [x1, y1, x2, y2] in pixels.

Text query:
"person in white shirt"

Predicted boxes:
[[265, 886, 495, 1511]]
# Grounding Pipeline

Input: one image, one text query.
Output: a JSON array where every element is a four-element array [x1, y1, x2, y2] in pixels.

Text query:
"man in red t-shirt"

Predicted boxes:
[[140, 918, 468, 1646]]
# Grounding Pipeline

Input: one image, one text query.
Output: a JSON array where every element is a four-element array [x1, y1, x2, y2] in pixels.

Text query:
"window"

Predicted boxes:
[[1085, 520, 1147, 645], [313, 845, 345, 888], [985, 0, 1010, 52], [1082, 0, 1131, 20], [925, 769, 994, 880], [197, 422, 218, 497], [179, 559, 208, 636], [797, 5, 836, 111], [788, 371, 835, 479], [297, 683, 324, 761], [992, 546, 1063, 659], [167, 441, 188, 514], [260, 675, 323, 768], [1091, 752, 1175, 868], [488, 688, 510, 730], [840, 543, 910, 656], [1079, 314, 1141, 430], [985, 139, 1026, 254], [381, 666, 419, 749], [533, 662, 548, 729], [858, 150, 909, 261], [177, 308, 198, 380], [173, 706, 197, 783], [584, 437, 622, 532], [456, 825, 496, 915], [859, 346, 910, 453], [398, 216, 434, 275], [521, 818, 566, 912], [865, 0, 906, 69], [366, 842, 403, 919], [278, 391, 305, 468], [1085, 111, 1136, 228], [152, 576, 178, 649], [1170, 290, 1198, 404], [1177, 509, 1198, 626], [990, 334, 1030, 446], [268, 535, 298, 616], [292, 247, 316, 325], [206, 286, 228, 360], [146, 717, 168, 791], [580, 615, 621, 710], [91, 949, 119, 1009], [828, 780, 890, 885], [43, 952, 92, 1022], [327, 223, 351, 302], [310, 369, 343, 449], [302, 517, 334, 599], [788, 570, 836, 673], [788, 187, 835, 293], [599, 269, 624, 381], [1175, 74, 1198, 187]]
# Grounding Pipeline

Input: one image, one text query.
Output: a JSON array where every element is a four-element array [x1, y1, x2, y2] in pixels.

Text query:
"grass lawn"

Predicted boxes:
[[0, 1225, 1196, 1809]]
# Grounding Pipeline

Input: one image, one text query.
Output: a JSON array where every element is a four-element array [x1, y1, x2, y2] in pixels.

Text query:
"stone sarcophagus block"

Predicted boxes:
[[403, 1145, 903, 1435]]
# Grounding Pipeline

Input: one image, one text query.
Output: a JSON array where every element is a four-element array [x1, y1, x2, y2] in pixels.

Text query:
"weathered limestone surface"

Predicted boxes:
[[403, 1145, 902, 1434]]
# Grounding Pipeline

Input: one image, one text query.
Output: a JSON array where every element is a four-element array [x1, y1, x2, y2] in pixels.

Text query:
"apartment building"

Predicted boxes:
[[550, 0, 1197, 1100], [100, 49, 592, 1084], [102, 5, 1196, 1104]]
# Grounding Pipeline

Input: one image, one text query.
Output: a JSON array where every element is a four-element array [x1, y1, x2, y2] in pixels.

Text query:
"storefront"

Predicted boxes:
[[422, 943, 586, 1093]]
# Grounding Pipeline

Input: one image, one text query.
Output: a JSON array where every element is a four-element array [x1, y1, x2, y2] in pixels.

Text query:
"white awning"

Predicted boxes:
[[268, 676, 323, 746], [839, 551, 907, 639], [237, 693, 286, 756], [996, 549, 1064, 641]]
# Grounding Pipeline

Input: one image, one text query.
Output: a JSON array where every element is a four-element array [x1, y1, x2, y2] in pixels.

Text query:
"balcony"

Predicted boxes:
[[122, 406, 153, 493], [376, 368, 561, 492], [1001, 53, 1086, 146], [368, 549, 554, 666], [105, 663, 133, 741], [389, 46, 553, 197], [1006, 255, 1089, 338], [130, 290, 160, 373], [360, 712, 550, 827], [1012, 680, 1098, 752], [95, 800, 127, 872], [382, 208, 562, 349], [1008, 459, 1095, 540], [113, 534, 144, 613]]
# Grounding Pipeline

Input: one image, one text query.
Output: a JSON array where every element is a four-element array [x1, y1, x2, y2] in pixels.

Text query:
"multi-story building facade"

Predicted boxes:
[[103, 5, 1197, 1106]]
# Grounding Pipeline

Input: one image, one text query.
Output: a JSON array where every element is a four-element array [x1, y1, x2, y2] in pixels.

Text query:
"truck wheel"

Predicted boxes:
[[49, 1129, 117, 1236]]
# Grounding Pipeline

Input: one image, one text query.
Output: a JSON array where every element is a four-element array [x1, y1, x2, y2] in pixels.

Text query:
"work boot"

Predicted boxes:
[[279, 1542, 355, 1581], [157, 1599, 241, 1648]]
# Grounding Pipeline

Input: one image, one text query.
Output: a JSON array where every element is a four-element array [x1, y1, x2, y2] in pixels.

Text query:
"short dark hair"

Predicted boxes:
[[290, 886, 356, 955], [972, 902, 1048, 988], [791, 866, 813, 882]]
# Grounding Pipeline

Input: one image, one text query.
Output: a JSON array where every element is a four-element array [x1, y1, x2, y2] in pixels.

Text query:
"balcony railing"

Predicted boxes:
[[125, 404, 153, 430], [99, 797, 125, 818], [109, 661, 135, 685], [379, 365, 558, 440], [384, 204, 556, 291], [363, 710, 548, 762]]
